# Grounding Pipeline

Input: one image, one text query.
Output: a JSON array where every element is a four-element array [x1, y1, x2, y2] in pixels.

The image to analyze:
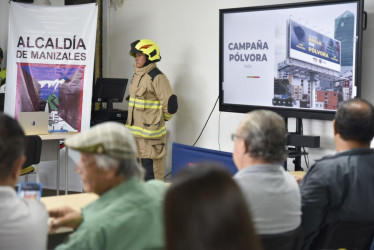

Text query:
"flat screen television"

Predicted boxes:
[[219, 0, 366, 120], [93, 78, 128, 110]]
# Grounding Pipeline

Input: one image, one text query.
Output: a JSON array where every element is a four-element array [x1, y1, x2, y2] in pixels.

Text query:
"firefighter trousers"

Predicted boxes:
[[136, 137, 166, 181]]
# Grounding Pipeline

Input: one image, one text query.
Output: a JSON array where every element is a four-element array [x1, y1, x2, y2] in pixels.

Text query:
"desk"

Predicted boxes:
[[41, 193, 98, 249], [40, 132, 77, 195], [41, 193, 98, 232], [289, 171, 306, 184], [289, 171, 306, 178], [41, 192, 99, 211]]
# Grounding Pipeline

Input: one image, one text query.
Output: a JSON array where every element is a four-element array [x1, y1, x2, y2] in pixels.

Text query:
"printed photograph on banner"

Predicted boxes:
[[15, 63, 85, 132]]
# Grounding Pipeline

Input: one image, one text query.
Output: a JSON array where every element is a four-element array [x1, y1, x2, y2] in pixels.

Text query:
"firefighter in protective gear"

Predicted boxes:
[[0, 47, 6, 87], [126, 39, 178, 180], [0, 47, 6, 112]]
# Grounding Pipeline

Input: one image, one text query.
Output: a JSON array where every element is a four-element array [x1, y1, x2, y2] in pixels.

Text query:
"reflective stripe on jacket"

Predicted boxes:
[[125, 125, 167, 138], [129, 98, 162, 109]]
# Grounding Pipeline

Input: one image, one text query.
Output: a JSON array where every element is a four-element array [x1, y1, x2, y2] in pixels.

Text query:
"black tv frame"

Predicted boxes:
[[219, 0, 366, 120]]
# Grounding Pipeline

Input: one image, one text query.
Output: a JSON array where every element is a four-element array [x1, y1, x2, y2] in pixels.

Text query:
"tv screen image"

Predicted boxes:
[[219, 0, 365, 120]]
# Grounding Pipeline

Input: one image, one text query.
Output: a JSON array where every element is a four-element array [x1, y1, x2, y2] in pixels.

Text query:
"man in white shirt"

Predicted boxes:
[[0, 113, 48, 249], [232, 110, 301, 235]]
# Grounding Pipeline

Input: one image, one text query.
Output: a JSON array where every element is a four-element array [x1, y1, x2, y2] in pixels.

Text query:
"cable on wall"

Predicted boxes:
[[164, 96, 219, 180], [192, 96, 219, 147], [218, 111, 221, 151]]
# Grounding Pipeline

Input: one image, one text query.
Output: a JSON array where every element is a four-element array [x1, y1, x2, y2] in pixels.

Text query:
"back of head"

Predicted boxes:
[[239, 110, 286, 163], [0, 114, 26, 181], [164, 163, 261, 250], [335, 98, 374, 143]]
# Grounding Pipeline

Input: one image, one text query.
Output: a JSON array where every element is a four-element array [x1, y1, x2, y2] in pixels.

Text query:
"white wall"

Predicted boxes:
[[105, 0, 374, 174]]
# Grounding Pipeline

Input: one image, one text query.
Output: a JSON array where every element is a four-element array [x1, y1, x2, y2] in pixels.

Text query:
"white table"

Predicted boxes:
[[39, 132, 77, 195]]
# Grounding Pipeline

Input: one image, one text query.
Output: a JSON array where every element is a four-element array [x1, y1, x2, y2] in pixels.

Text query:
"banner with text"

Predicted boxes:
[[5, 2, 98, 132]]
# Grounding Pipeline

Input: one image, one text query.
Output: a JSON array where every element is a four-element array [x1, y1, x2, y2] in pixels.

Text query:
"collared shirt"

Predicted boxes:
[[234, 164, 302, 235], [0, 186, 48, 250], [56, 179, 167, 250], [300, 148, 374, 250]]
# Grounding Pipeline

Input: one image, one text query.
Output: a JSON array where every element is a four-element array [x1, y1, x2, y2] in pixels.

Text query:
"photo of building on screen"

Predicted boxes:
[[273, 11, 355, 111]]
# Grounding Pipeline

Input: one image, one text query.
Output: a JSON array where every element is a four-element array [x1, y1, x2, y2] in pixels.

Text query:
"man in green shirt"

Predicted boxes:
[[49, 122, 167, 250]]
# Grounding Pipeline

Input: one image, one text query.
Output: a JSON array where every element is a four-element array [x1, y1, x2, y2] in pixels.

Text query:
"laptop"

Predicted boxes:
[[18, 112, 49, 135]]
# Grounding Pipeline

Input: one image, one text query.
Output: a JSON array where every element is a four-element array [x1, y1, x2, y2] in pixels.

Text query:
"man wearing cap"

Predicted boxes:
[[49, 122, 167, 250]]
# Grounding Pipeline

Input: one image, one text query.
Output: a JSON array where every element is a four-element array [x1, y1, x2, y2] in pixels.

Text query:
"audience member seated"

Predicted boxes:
[[164, 163, 262, 250], [232, 110, 302, 234], [0, 113, 48, 249], [49, 122, 167, 250], [300, 98, 374, 250]]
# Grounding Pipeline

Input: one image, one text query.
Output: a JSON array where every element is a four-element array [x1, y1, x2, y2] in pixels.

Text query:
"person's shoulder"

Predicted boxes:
[[16, 199, 49, 235], [302, 152, 351, 185], [315, 153, 337, 162], [311, 151, 349, 170], [23, 198, 47, 211], [138, 181, 168, 211], [142, 180, 168, 197], [144, 180, 168, 191], [233, 169, 246, 180], [23, 199, 48, 218], [233, 169, 258, 189], [314, 149, 374, 168], [147, 65, 170, 82], [147, 67, 163, 81]]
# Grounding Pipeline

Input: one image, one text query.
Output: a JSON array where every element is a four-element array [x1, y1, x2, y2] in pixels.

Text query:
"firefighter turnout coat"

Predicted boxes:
[[126, 63, 175, 177]]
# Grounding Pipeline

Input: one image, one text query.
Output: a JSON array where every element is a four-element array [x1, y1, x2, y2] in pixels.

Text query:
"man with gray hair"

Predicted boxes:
[[49, 122, 167, 250], [232, 110, 301, 235]]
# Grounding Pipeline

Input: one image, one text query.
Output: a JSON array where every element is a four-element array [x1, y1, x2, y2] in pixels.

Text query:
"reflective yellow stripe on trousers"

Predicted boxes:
[[126, 125, 167, 138], [129, 98, 162, 109]]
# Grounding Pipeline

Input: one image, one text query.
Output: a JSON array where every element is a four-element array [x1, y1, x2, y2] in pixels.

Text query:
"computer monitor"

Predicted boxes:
[[94, 78, 128, 110]]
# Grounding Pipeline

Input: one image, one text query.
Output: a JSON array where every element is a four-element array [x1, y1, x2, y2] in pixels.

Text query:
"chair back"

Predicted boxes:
[[260, 226, 303, 250], [22, 135, 42, 169], [311, 221, 374, 250]]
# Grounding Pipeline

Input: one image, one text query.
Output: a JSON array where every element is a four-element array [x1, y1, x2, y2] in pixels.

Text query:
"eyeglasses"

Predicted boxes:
[[231, 133, 245, 141]]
